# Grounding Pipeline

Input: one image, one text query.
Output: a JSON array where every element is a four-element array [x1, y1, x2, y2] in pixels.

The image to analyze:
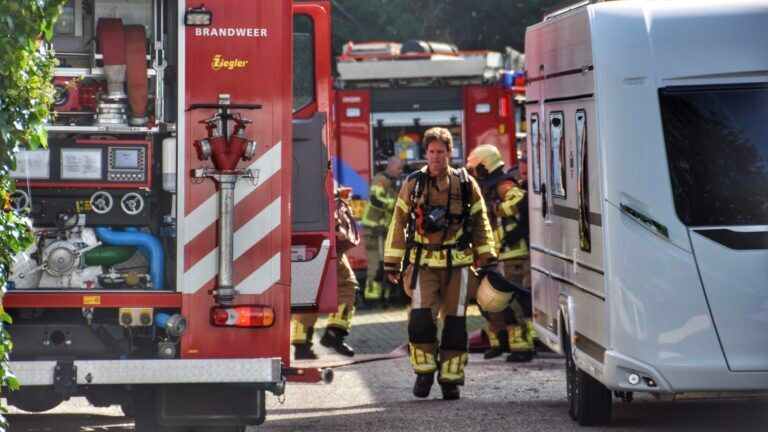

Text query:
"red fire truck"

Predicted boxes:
[[3, 1, 335, 430], [333, 41, 526, 274]]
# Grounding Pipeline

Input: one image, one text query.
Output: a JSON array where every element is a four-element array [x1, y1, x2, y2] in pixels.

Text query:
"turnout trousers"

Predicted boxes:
[[484, 257, 534, 352], [291, 254, 359, 343], [403, 265, 471, 384]]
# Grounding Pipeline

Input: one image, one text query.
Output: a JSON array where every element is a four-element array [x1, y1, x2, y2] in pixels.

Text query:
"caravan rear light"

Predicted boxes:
[[211, 306, 274, 328]]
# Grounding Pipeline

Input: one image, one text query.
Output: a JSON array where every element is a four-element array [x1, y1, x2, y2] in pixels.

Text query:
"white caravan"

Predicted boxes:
[[525, 0, 768, 425]]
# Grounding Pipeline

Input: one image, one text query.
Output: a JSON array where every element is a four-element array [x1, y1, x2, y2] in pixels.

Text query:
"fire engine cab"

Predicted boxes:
[[333, 40, 525, 274], [3, 1, 336, 430]]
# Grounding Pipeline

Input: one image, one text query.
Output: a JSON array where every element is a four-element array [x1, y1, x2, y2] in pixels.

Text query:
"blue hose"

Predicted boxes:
[[94, 227, 165, 290], [123, 227, 151, 258]]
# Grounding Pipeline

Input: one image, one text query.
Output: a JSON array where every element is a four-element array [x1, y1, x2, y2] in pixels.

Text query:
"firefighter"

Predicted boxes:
[[291, 253, 359, 359], [292, 188, 361, 359], [361, 156, 405, 304], [466, 144, 534, 362], [385, 127, 497, 400]]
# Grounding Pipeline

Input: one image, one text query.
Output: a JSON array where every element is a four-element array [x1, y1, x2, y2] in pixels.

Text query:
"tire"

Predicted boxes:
[[120, 401, 135, 418], [564, 328, 612, 426], [564, 326, 579, 421], [7, 388, 63, 413], [189, 427, 246, 432]]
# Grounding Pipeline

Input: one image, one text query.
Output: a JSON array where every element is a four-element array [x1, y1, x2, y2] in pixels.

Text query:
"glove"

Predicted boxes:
[[387, 270, 401, 285], [476, 263, 500, 279]]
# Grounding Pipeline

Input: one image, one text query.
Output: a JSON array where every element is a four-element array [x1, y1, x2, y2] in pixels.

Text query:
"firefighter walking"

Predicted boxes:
[[291, 188, 361, 359], [385, 127, 496, 400], [466, 144, 535, 362], [361, 157, 405, 305]]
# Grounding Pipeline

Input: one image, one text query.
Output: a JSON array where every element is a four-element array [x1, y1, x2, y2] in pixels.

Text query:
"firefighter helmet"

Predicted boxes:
[[476, 271, 518, 313], [466, 144, 504, 179]]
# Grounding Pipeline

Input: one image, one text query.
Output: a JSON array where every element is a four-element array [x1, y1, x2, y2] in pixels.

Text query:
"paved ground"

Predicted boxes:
[[306, 303, 488, 356], [6, 305, 768, 431]]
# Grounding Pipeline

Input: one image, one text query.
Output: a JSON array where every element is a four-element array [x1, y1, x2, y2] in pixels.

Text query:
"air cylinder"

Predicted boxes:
[[162, 136, 177, 192]]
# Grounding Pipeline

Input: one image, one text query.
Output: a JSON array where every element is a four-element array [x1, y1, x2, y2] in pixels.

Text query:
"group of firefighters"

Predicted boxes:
[[290, 127, 532, 400]]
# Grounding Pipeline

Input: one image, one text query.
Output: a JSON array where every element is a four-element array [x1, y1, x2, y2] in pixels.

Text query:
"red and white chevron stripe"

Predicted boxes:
[[181, 141, 283, 294]]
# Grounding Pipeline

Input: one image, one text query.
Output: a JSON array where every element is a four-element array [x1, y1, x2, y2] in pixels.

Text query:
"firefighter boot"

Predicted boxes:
[[320, 327, 355, 357], [483, 328, 509, 360], [413, 373, 435, 398], [438, 353, 468, 400], [526, 318, 542, 352], [506, 325, 534, 363], [440, 383, 460, 400], [293, 327, 318, 360]]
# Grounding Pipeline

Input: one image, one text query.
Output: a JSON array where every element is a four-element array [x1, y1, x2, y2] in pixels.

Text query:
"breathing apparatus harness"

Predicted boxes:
[[402, 168, 472, 292]]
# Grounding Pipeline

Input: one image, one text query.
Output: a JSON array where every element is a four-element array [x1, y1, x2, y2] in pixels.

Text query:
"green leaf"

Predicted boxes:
[[0, 0, 62, 412], [5, 375, 19, 392], [29, 134, 41, 150]]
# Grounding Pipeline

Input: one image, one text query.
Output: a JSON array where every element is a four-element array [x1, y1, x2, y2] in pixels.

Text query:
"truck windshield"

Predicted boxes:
[[659, 85, 768, 226]]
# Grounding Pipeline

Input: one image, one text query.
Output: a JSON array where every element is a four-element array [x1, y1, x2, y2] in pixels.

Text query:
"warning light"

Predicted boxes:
[[211, 305, 275, 328]]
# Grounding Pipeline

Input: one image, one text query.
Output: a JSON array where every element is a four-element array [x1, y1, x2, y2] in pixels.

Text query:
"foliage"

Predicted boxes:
[[330, 0, 563, 58], [0, 0, 64, 428]]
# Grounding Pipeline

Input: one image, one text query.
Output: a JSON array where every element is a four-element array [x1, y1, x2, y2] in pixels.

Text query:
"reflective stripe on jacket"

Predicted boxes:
[[383, 166, 497, 271], [491, 180, 529, 261], [362, 173, 397, 229]]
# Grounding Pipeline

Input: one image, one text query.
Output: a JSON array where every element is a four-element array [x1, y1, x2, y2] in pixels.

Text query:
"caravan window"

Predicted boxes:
[[575, 110, 590, 252], [660, 85, 768, 226], [550, 112, 566, 198], [531, 113, 541, 193]]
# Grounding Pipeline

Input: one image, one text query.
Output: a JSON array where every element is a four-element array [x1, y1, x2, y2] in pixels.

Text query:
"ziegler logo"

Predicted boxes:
[[211, 54, 249, 71]]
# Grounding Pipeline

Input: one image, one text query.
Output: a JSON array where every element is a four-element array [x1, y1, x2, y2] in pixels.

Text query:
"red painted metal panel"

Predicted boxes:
[[335, 89, 371, 184], [3, 292, 182, 308], [181, 288, 290, 360], [334, 89, 371, 271], [463, 85, 516, 165], [291, 2, 337, 313], [180, 0, 293, 359]]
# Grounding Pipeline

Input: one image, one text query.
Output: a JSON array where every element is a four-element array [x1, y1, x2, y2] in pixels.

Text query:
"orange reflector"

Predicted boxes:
[[210, 305, 275, 328]]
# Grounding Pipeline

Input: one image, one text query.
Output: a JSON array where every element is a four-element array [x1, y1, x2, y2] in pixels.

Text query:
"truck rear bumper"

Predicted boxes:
[[10, 358, 282, 386]]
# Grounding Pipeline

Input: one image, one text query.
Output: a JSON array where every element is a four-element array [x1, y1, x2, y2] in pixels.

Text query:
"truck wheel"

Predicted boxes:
[[120, 401, 135, 418], [564, 331, 612, 426], [7, 388, 63, 413], [189, 427, 246, 432], [564, 330, 579, 421]]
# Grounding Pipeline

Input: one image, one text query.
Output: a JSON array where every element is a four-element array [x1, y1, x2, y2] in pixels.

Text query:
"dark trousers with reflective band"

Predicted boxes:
[[291, 254, 359, 343], [404, 265, 470, 384]]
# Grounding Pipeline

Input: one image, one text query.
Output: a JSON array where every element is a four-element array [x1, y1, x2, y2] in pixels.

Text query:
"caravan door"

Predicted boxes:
[[660, 84, 768, 372], [527, 90, 557, 344]]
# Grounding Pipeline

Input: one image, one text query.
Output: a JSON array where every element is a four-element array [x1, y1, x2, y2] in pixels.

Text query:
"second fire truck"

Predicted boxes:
[[333, 40, 526, 275]]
